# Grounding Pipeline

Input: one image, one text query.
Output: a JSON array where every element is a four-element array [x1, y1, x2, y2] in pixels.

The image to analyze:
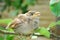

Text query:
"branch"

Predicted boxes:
[[51, 32, 60, 38], [0, 29, 37, 36], [0, 29, 19, 35], [0, 29, 60, 38]]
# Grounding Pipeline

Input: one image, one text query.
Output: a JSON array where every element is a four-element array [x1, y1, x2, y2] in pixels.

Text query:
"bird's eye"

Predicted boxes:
[[30, 12, 35, 15], [31, 13, 34, 15]]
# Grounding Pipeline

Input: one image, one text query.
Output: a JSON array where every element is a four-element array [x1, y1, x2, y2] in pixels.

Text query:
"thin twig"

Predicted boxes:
[[0, 29, 60, 38], [0, 29, 19, 35], [51, 32, 60, 38]]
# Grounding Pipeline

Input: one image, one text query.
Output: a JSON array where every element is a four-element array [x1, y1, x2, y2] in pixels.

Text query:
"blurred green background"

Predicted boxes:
[[0, 0, 60, 40]]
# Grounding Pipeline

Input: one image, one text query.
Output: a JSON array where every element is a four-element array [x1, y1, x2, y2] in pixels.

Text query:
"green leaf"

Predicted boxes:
[[48, 22, 56, 28], [0, 28, 14, 40], [6, 28, 14, 33], [50, 0, 60, 17], [6, 35, 14, 40], [12, 0, 22, 9], [35, 27, 50, 38], [50, 0, 59, 5], [56, 20, 60, 25], [0, 19, 12, 25], [48, 21, 60, 29], [0, 26, 5, 30], [0, 36, 4, 40], [3, 34, 15, 40]]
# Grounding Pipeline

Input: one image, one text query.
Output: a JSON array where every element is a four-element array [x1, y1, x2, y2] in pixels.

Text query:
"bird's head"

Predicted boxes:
[[25, 11, 36, 16], [26, 11, 40, 16], [31, 11, 40, 19], [33, 12, 40, 17]]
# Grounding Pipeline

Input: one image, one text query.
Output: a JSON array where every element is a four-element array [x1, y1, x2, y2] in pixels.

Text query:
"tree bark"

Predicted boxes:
[[56, 17, 60, 35], [56, 17, 60, 40]]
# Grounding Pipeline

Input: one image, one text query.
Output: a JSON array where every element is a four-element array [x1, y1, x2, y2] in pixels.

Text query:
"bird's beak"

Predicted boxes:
[[36, 12, 40, 16], [33, 12, 40, 17]]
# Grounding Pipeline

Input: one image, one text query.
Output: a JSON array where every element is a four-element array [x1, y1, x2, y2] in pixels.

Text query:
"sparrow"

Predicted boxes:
[[6, 11, 40, 35]]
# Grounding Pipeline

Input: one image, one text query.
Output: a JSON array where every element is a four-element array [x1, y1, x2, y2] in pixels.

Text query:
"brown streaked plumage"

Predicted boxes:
[[6, 11, 40, 35]]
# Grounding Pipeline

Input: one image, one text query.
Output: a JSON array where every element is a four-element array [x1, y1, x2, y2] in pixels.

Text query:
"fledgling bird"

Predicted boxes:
[[6, 11, 40, 35]]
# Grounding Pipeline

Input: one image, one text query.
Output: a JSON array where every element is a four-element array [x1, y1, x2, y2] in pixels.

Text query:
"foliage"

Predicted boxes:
[[48, 20, 60, 28], [0, 27, 5, 40], [1, 19, 60, 40], [0, 20, 60, 40], [50, 0, 60, 17], [35, 20, 60, 38], [0, 18, 50, 40], [0, 26, 14, 40], [2, 0, 36, 14], [35, 27, 50, 38], [0, 36, 4, 40], [1, 0, 60, 40], [0, 19, 12, 25], [0, 0, 4, 2]]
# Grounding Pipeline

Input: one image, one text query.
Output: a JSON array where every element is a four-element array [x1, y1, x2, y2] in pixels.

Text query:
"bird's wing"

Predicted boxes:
[[6, 18, 22, 29]]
